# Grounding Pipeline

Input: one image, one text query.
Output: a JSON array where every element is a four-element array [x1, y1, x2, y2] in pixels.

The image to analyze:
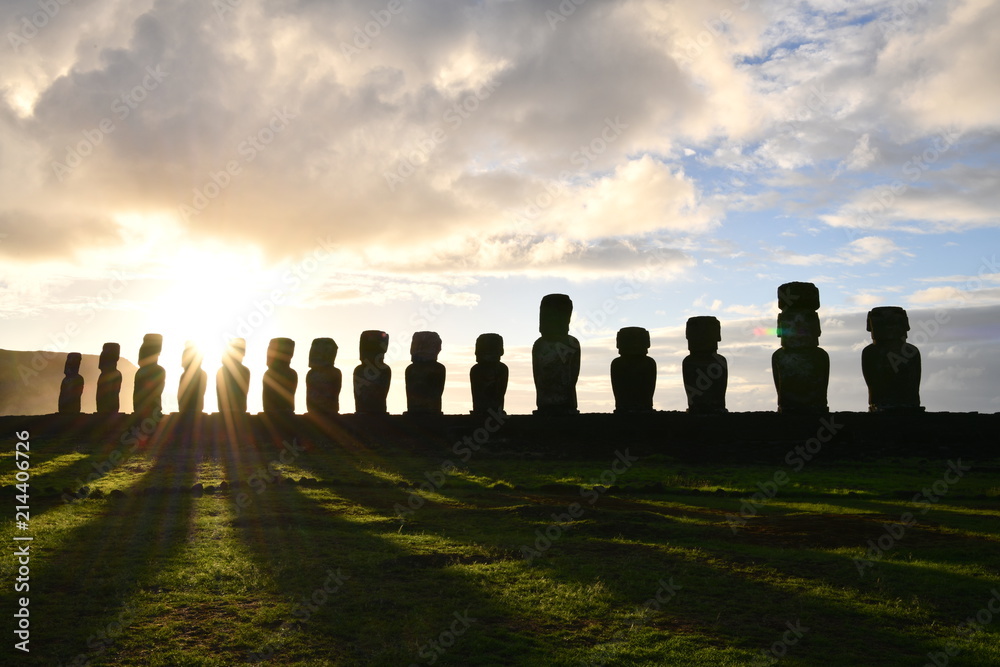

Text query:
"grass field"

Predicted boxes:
[[2, 416, 999, 666]]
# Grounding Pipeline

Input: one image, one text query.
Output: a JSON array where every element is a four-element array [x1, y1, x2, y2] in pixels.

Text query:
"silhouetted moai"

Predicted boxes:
[[307, 337, 342, 416], [217, 338, 250, 414], [96, 342, 122, 413], [133, 333, 165, 419], [58, 352, 84, 414], [771, 282, 829, 413], [611, 327, 656, 413], [532, 294, 581, 415], [862, 306, 923, 413], [470, 333, 508, 416], [177, 342, 207, 413], [354, 330, 391, 414], [683, 316, 728, 413], [263, 338, 297, 414], [405, 332, 446, 415]]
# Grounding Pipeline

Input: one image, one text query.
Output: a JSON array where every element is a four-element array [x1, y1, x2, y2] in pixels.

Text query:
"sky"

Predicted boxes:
[[1, 0, 998, 415]]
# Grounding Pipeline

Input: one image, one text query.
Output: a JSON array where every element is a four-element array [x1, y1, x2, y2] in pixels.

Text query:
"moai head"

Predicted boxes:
[[267, 338, 295, 368], [359, 330, 389, 363], [64, 352, 82, 375], [867, 306, 909, 343], [309, 337, 338, 367], [411, 332, 442, 363], [181, 341, 202, 371], [224, 338, 247, 364], [685, 317, 721, 353], [777, 282, 820, 312], [777, 310, 821, 348], [616, 327, 650, 356], [475, 333, 504, 363], [539, 294, 573, 339], [99, 343, 120, 371], [138, 333, 163, 368]]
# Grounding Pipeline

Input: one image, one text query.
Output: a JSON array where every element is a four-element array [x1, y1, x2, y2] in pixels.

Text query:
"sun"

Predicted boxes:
[[152, 245, 268, 375]]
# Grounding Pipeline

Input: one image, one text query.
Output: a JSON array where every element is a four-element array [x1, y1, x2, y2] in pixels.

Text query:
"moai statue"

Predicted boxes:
[[532, 294, 581, 415], [58, 352, 84, 414], [307, 337, 342, 416], [611, 327, 656, 413], [177, 342, 207, 413], [405, 331, 446, 415], [862, 306, 923, 413], [217, 338, 250, 414], [96, 342, 122, 413], [354, 330, 391, 414], [470, 333, 508, 416], [133, 333, 165, 419], [683, 316, 728, 413], [771, 282, 829, 414], [263, 338, 297, 414]]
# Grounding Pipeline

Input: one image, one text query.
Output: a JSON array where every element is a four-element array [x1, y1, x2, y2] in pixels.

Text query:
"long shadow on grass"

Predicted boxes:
[[227, 473, 554, 666], [2, 421, 201, 666]]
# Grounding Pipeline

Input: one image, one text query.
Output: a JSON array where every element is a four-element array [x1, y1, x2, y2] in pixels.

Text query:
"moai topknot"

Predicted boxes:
[[96, 342, 122, 413], [263, 338, 297, 413], [532, 294, 581, 415], [133, 333, 165, 419], [354, 330, 391, 414], [862, 306, 923, 412], [58, 352, 84, 414], [307, 337, 342, 416], [610, 327, 656, 413], [405, 331, 446, 415], [683, 316, 728, 413], [470, 333, 508, 416], [217, 338, 250, 414], [771, 282, 829, 414], [177, 342, 207, 413]]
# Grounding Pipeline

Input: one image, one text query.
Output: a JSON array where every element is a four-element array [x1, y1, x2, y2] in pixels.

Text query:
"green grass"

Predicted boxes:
[[2, 429, 999, 666]]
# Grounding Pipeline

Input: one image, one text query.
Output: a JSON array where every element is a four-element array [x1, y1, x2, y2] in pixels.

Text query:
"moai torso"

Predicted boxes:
[[58, 352, 84, 414], [262, 338, 297, 413], [772, 283, 829, 414], [470, 333, 508, 416], [96, 343, 122, 413], [532, 294, 580, 415], [178, 342, 207, 413], [683, 316, 727, 413], [862, 306, 922, 412], [405, 331, 445, 415], [133, 334, 165, 419], [611, 327, 656, 413], [307, 337, 342, 416], [354, 330, 391, 414], [217, 338, 250, 413]]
